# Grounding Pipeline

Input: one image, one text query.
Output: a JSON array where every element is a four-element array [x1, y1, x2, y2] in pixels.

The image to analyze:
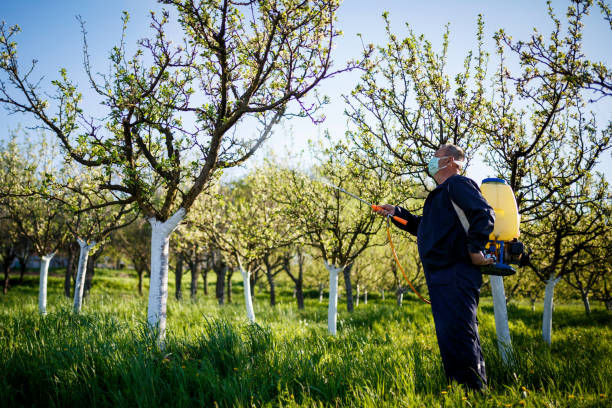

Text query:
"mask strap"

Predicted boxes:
[[441, 156, 464, 169]]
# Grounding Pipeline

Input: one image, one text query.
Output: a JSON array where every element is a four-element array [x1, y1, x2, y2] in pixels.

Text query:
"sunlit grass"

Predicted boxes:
[[0, 269, 610, 407]]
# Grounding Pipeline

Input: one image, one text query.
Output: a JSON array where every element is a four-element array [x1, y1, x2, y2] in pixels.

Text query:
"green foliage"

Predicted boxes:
[[0, 133, 70, 256], [341, 1, 611, 309], [0, 0, 349, 222], [345, 12, 489, 193], [270, 136, 391, 268], [485, 1, 611, 305]]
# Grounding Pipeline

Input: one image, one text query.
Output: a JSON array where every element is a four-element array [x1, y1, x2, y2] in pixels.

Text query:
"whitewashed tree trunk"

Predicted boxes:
[[381, 289, 384, 300], [581, 292, 591, 315], [397, 291, 403, 307], [490, 275, 513, 364], [542, 275, 561, 345], [364, 289, 368, 305], [356, 284, 360, 307], [325, 261, 341, 335], [237, 256, 255, 323], [147, 209, 185, 342], [73, 239, 96, 314], [318, 283, 323, 303], [38, 253, 55, 315]]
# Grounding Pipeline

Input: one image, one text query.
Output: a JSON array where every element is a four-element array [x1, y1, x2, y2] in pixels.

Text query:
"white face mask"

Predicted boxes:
[[427, 156, 464, 177], [427, 156, 449, 177]]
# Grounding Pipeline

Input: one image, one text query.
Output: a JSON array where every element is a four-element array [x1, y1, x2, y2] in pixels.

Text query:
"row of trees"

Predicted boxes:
[[0, 126, 608, 326], [0, 132, 422, 321], [1, 0, 351, 342], [0, 0, 610, 352]]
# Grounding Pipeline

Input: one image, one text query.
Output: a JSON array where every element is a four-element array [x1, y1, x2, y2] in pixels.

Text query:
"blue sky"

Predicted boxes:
[[1, 0, 610, 182]]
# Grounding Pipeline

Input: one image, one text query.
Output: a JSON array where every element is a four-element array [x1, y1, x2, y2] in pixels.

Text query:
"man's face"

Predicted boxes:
[[434, 148, 452, 169]]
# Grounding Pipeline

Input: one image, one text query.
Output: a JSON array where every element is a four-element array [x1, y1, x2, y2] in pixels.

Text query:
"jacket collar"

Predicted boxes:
[[434, 174, 461, 191]]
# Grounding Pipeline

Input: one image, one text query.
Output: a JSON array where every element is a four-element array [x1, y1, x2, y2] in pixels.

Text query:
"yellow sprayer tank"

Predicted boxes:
[[480, 178, 520, 241]]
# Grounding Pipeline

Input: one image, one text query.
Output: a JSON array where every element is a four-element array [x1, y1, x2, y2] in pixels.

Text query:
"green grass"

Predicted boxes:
[[0, 270, 610, 407]]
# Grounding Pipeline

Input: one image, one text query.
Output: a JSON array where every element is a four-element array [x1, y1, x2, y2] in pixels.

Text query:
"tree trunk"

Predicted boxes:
[[202, 268, 208, 295], [238, 257, 255, 323], [381, 289, 384, 301], [146, 209, 185, 344], [64, 243, 76, 298], [364, 289, 368, 305], [397, 288, 404, 307], [73, 239, 95, 314], [226, 268, 232, 304], [137, 269, 144, 296], [38, 254, 54, 314], [325, 261, 341, 335], [342, 263, 354, 313], [605, 300, 612, 311], [542, 275, 561, 346], [319, 283, 323, 303], [581, 291, 591, 315], [356, 284, 360, 307], [215, 262, 226, 305], [190, 259, 199, 299], [296, 279, 304, 310], [294, 258, 305, 310], [530, 294, 536, 312], [249, 273, 256, 297], [175, 256, 183, 301], [84, 256, 94, 296], [267, 269, 276, 307], [2, 263, 11, 295], [18, 257, 27, 284], [16, 240, 31, 285], [490, 275, 513, 365], [83, 247, 103, 298], [2, 247, 16, 294]]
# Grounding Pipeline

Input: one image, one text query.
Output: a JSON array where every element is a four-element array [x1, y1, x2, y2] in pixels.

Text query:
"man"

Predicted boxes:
[[375, 143, 494, 391]]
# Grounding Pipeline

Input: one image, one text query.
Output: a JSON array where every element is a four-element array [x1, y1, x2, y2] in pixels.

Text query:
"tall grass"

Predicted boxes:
[[0, 270, 610, 407]]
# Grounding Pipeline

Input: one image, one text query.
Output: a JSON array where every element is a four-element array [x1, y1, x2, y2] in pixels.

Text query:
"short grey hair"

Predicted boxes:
[[438, 143, 465, 162]]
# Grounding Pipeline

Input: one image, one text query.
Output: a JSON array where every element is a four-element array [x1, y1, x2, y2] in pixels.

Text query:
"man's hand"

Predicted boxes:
[[374, 204, 395, 217], [469, 252, 495, 266]]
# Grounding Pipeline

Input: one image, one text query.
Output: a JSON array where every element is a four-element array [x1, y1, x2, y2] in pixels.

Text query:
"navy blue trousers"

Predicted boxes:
[[426, 262, 487, 390]]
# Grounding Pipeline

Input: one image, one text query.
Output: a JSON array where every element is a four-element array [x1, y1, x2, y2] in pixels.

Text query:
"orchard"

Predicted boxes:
[[0, 1, 610, 406]]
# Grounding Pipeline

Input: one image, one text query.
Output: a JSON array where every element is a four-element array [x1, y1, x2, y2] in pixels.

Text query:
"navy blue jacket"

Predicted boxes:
[[392, 175, 494, 274]]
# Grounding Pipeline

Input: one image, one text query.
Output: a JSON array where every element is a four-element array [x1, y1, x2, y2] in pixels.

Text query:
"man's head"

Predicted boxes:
[[428, 143, 465, 184]]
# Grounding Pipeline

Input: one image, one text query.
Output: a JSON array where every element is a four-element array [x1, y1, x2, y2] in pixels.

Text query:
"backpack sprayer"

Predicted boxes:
[[479, 178, 530, 276]]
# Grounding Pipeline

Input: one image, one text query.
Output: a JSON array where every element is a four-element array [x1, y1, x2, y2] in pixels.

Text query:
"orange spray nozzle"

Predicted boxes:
[[371, 204, 408, 226]]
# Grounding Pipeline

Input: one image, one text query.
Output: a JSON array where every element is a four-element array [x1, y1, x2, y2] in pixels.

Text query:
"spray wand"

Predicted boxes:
[[322, 182, 408, 226], [322, 181, 430, 304]]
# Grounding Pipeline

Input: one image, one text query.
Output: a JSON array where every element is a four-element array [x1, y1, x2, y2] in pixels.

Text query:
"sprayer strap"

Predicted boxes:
[[451, 200, 469, 234], [448, 184, 470, 233]]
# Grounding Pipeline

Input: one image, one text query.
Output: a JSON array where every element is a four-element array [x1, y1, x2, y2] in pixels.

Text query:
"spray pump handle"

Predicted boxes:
[[371, 205, 409, 226]]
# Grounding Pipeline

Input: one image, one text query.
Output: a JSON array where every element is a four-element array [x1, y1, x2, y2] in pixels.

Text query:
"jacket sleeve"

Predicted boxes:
[[391, 206, 421, 236], [448, 177, 495, 253]]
